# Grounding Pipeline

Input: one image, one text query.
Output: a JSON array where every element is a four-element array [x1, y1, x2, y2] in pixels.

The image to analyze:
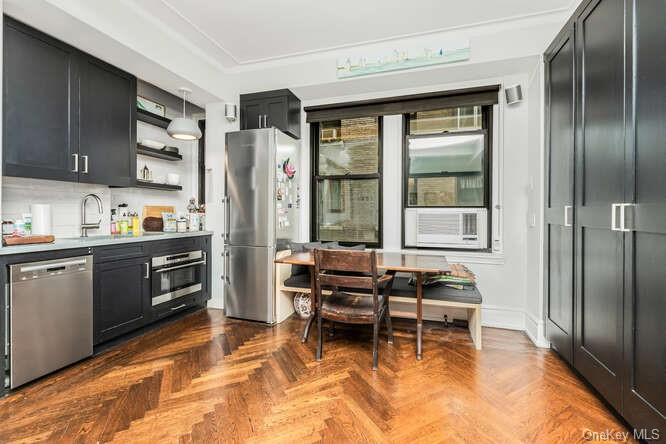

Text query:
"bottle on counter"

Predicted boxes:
[[110, 209, 118, 235], [131, 212, 141, 237]]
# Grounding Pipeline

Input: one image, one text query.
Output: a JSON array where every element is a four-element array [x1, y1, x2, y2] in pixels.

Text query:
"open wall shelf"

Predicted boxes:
[[135, 180, 182, 191], [137, 108, 171, 129], [137, 144, 182, 161]]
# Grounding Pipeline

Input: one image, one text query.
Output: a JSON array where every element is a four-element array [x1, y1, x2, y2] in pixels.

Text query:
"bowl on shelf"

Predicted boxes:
[[166, 173, 180, 185], [139, 139, 165, 149]]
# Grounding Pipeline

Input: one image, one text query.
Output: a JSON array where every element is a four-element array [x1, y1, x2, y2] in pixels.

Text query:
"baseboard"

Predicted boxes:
[[525, 311, 550, 348], [481, 304, 525, 331]]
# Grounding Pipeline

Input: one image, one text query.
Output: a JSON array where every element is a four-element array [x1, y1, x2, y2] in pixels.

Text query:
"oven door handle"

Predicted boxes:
[[155, 260, 206, 273]]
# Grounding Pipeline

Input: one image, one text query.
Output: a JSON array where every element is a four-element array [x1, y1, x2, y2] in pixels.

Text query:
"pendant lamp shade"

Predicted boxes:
[[167, 87, 202, 140]]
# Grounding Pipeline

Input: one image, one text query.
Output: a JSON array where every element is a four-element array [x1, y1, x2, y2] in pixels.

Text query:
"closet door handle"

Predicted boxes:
[[564, 205, 573, 227], [611, 203, 622, 231]]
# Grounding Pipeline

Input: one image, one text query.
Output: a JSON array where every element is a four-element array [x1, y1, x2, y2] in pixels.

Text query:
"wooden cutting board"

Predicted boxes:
[[142, 205, 175, 220], [3, 235, 55, 246]]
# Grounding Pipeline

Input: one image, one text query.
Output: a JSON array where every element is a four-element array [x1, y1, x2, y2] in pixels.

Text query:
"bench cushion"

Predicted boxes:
[[283, 275, 482, 305], [390, 277, 482, 305], [284, 273, 311, 289]]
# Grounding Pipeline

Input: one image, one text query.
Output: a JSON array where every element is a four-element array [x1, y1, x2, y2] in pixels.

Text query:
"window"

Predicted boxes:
[[405, 106, 490, 208], [311, 116, 382, 247]]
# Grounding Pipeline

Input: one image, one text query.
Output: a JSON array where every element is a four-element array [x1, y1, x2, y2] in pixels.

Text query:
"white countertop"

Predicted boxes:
[[0, 231, 215, 256]]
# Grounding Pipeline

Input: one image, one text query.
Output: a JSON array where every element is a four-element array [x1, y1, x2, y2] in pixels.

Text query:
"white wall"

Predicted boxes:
[[204, 102, 240, 309], [525, 60, 548, 347]]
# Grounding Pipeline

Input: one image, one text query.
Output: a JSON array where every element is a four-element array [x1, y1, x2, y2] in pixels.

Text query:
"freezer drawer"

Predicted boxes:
[[224, 246, 275, 323]]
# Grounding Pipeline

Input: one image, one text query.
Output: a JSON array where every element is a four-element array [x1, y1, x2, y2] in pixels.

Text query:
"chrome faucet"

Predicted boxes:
[[81, 194, 103, 237]]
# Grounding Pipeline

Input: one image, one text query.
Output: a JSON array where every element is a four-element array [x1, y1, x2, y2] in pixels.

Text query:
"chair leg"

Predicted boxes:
[[372, 320, 379, 370], [385, 307, 394, 344], [316, 312, 323, 361]]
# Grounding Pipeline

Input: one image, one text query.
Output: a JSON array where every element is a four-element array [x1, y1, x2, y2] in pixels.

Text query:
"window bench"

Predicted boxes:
[[275, 250, 482, 349]]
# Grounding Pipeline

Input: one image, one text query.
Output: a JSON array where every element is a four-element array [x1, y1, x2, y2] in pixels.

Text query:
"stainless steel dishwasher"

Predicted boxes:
[[9, 255, 93, 388]]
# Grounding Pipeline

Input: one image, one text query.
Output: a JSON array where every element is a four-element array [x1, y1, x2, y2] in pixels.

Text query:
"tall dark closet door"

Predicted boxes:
[[544, 25, 576, 364], [574, 0, 626, 411], [622, 0, 666, 434]]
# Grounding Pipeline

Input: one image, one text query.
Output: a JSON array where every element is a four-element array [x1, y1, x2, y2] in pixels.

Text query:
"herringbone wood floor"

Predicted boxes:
[[0, 309, 634, 443]]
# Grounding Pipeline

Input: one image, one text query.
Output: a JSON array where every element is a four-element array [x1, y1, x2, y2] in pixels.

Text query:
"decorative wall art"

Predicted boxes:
[[336, 38, 470, 78]]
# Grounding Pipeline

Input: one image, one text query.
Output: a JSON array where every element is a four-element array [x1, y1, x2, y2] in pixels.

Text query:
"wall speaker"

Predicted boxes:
[[505, 84, 523, 105], [225, 103, 238, 121]]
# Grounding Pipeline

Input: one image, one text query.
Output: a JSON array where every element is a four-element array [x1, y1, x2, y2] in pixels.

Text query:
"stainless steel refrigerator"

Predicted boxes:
[[223, 128, 300, 323]]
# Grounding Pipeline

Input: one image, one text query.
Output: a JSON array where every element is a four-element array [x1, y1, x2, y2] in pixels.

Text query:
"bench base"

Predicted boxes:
[[276, 252, 482, 350]]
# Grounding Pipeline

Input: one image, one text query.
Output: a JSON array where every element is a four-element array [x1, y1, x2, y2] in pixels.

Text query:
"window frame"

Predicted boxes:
[[310, 116, 384, 248], [401, 106, 493, 250]]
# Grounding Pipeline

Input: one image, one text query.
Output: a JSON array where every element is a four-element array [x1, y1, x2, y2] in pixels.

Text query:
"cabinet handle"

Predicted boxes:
[[564, 205, 573, 227], [170, 303, 187, 311], [263, 115, 268, 128], [619, 203, 635, 232], [144, 262, 150, 279], [71, 154, 79, 173], [258, 115, 262, 128], [81, 155, 89, 174]]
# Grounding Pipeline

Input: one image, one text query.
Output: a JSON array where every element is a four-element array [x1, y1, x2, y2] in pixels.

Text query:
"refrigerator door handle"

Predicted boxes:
[[222, 196, 230, 242], [223, 249, 230, 284]]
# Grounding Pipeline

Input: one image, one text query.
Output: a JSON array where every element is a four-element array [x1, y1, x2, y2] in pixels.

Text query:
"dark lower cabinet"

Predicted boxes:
[[546, 0, 666, 436], [94, 256, 151, 345]]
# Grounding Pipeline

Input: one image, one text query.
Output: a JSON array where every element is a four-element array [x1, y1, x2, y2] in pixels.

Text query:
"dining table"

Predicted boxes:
[[274, 251, 450, 360]]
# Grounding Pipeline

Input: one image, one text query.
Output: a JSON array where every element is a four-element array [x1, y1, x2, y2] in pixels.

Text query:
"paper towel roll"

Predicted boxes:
[[30, 204, 52, 236]]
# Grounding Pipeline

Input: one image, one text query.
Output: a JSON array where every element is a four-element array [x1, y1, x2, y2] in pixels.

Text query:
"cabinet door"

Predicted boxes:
[[265, 95, 288, 132], [94, 256, 151, 344], [574, 0, 626, 410], [2, 18, 78, 182], [242, 99, 264, 130], [622, 0, 666, 434], [79, 55, 136, 187], [544, 25, 576, 364]]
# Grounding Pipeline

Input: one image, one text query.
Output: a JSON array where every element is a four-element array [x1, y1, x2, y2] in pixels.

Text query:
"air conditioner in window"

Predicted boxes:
[[404, 208, 488, 249]]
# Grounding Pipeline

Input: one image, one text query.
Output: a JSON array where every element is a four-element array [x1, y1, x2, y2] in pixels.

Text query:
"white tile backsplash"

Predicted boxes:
[[2, 177, 112, 238], [2, 122, 200, 238]]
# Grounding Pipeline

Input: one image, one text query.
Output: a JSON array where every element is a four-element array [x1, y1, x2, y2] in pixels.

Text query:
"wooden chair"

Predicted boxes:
[[313, 248, 395, 370]]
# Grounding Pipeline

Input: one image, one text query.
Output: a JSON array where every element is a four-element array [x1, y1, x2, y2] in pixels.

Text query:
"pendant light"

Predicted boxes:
[[167, 87, 202, 140]]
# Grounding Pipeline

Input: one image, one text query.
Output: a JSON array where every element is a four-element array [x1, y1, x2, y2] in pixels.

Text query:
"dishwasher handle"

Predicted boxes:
[[20, 259, 87, 273]]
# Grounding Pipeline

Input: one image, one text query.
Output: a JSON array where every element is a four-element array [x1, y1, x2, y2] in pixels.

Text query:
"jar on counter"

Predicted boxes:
[[2, 220, 15, 236], [176, 218, 187, 233]]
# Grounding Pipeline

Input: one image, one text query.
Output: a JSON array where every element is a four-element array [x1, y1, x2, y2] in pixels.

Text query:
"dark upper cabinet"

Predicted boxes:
[[2, 16, 136, 186], [240, 89, 301, 139], [2, 18, 79, 182], [544, 23, 575, 365], [79, 55, 136, 187], [94, 255, 151, 344]]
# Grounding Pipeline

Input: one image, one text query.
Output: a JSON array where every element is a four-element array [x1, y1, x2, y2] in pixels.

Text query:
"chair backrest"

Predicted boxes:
[[313, 249, 378, 291]]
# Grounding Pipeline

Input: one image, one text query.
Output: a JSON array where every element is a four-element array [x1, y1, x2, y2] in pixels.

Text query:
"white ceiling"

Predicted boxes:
[[161, 0, 570, 65]]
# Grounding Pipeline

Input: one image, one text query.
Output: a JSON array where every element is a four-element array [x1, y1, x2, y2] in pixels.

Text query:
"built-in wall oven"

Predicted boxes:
[[151, 250, 206, 308]]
